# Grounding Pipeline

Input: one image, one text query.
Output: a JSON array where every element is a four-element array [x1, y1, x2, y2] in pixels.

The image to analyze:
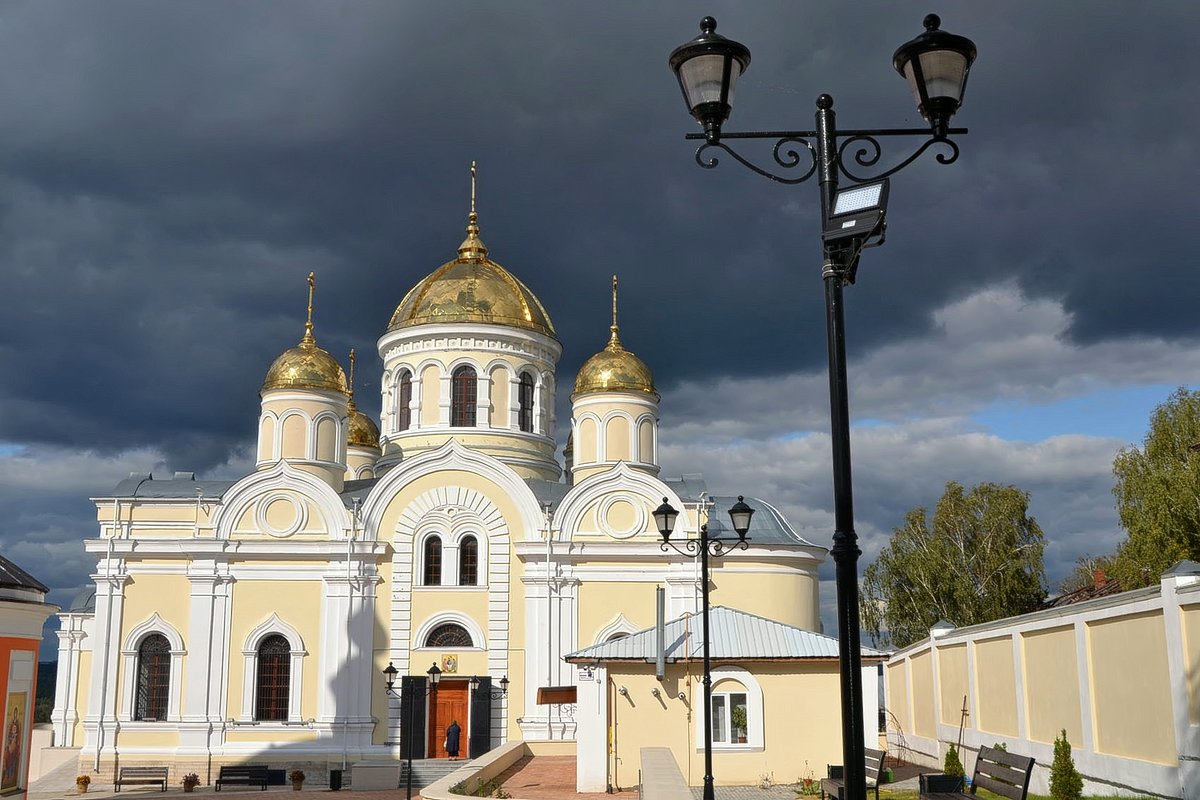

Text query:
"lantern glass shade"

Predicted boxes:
[[893, 14, 976, 135], [669, 17, 750, 140], [728, 496, 755, 539], [653, 498, 680, 541], [469, 676, 479, 692], [499, 676, 509, 693], [427, 662, 442, 686], [383, 662, 398, 681]]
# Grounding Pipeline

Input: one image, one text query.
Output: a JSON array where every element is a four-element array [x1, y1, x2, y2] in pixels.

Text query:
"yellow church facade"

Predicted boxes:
[[51, 179, 829, 785]]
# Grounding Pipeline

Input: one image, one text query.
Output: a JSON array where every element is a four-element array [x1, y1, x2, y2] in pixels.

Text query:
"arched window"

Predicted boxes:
[[518, 372, 535, 433], [398, 370, 413, 431], [459, 536, 479, 586], [134, 634, 171, 721], [451, 366, 477, 427], [255, 635, 291, 721], [425, 623, 473, 648], [423, 535, 443, 586]]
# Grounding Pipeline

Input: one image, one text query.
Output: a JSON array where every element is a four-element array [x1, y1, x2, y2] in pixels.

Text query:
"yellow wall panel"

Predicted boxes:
[[974, 636, 1018, 737], [885, 661, 909, 733], [937, 644, 969, 727], [227, 580, 323, 720], [1182, 604, 1200, 725], [1088, 612, 1176, 764], [910, 650, 935, 738], [1021, 626, 1081, 744]]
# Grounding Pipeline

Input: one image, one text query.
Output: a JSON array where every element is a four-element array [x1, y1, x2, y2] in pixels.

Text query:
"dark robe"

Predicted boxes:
[[445, 721, 461, 756]]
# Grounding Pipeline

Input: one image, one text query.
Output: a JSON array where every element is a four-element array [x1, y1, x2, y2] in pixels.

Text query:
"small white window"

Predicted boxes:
[[711, 692, 748, 743]]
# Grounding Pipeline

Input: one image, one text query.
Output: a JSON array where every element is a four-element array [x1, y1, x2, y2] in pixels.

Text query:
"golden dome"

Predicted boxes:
[[348, 406, 380, 448], [573, 276, 657, 398], [262, 273, 349, 394], [346, 348, 380, 448], [387, 163, 556, 339]]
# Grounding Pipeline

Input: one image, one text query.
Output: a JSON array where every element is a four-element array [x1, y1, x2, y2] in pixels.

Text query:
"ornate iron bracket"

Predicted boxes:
[[689, 127, 966, 185], [660, 536, 749, 559]]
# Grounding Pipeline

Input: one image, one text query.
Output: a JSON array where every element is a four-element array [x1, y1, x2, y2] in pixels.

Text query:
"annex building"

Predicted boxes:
[[50, 177, 872, 789]]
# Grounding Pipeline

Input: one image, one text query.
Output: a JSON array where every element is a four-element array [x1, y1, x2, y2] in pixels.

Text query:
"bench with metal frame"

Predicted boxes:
[[919, 745, 1035, 800], [214, 765, 269, 791], [820, 747, 886, 800], [114, 766, 169, 792]]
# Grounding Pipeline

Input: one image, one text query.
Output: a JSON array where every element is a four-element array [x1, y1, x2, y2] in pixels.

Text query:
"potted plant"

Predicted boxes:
[[75, 775, 91, 794], [182, 773, 201, 793], [731, 706, 748, 743], [290, 769, 306, 791]]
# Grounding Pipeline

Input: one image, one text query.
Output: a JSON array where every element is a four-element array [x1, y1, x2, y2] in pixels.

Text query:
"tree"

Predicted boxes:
[[1111, 387, 1200, 588], [861, 481, 1047, 648]]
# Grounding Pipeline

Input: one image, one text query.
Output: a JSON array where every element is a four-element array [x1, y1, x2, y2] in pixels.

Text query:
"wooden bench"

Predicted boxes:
[[919, 745, 1035, 800], [820, 747, 886, 800], [214, 765, 269, 791], [115, 766, 168, 792]]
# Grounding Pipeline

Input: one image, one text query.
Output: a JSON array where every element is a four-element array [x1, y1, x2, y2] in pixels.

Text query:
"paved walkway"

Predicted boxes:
[[24, 755, 933, 799]]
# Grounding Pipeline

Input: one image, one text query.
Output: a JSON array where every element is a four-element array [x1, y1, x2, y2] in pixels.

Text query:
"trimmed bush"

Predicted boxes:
[[1049, 729, 1083, 800], [943, 744, 965, 778]]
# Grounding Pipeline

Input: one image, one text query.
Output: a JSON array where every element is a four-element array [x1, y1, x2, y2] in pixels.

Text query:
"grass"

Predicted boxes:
[[877, 790, 1154, 800]]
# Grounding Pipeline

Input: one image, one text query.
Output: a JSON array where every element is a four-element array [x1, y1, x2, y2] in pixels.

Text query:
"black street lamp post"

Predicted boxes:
[[384, 661, 442, 800], [654, 496, 754, 800], [669, 15, 976, 800]]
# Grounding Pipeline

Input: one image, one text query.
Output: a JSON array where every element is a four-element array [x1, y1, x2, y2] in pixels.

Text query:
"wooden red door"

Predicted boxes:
[[427, 681, 469, 758]]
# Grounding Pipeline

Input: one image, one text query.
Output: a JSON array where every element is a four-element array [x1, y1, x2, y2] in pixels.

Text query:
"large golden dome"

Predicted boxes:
[[573, 276, 657, 398], [262, 273, 349, 394], [387, 175, 556, 339]]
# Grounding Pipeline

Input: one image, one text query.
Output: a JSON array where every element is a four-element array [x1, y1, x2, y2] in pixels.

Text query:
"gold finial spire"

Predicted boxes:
[[302, 271, 317, 345], [607, 274, 624, 351], [458, 160, 489, 260], [347, 348, 357, 407]]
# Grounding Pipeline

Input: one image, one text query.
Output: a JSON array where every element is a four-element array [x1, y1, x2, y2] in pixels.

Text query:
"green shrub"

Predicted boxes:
[[992, 742, 1007, 752], [1049, 729, 1083, 800], [943, 744, 965, 778]]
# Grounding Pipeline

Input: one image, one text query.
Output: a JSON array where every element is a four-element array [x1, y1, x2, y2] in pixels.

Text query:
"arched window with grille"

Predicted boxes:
[[134, 634, 171, 721], [451, 366, 477, 427], [518, 372, 535, 433], [423, 535, 443, 586], [398, 370, 413, 431], [424, 623, 473, 648], [459, 536, 479, 586], [255, 635, 291, 721]]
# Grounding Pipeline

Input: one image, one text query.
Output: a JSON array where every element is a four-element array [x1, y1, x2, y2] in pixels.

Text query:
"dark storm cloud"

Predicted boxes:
[[3, 1, 1200, 639]]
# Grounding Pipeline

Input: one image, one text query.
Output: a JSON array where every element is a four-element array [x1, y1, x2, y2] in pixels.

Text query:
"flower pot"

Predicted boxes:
[[184, 786, 195, 793], [76, 786, 88, 795], [292, 780, 303, 791]]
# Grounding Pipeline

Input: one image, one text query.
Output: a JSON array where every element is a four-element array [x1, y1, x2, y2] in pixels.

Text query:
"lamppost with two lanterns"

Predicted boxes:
[[668, 14, 977, 800]]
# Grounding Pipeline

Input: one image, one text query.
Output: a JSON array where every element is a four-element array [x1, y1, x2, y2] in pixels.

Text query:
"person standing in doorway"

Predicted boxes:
[[445, 720, 461, 761]]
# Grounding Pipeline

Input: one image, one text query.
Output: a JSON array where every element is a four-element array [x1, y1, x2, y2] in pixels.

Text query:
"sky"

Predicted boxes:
[[3, 1, 1199, 653]]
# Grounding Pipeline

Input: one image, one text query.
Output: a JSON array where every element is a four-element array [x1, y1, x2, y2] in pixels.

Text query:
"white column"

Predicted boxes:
[[51, 620, 82, 747], [180, 572, 232, 753], [438, 374, 451, 426], [1161, 569, 1198, 793], [575, 665, 608, 792], [1010, 633, 1028, 741], [476, 371, 492, 428], [83, 574, 128, 757], [1072, 620, 1095, 754]]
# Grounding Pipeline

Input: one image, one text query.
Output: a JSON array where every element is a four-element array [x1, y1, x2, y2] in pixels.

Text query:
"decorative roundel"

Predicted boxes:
[[255, 492, 309, 538], [597, 494, 647, 540]]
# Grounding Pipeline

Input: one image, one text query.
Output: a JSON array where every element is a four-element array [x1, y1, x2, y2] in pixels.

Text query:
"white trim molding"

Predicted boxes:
[[697, 665, 765, 752]]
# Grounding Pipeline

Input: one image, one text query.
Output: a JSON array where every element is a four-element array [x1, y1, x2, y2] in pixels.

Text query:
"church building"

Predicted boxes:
[[51, 171, 837, 787]]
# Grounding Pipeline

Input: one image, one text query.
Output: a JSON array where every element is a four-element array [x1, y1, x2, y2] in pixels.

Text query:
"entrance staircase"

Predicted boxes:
[[398, 758, 464, 788]]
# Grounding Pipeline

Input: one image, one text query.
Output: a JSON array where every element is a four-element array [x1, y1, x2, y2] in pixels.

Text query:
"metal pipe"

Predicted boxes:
[[544, 502, 553, 740], [699, 519, 715, 800]]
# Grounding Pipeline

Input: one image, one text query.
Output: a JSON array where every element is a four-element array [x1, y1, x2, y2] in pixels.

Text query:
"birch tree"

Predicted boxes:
[[860, 481, 1046, 648], [1111, 387, 1200, 588]]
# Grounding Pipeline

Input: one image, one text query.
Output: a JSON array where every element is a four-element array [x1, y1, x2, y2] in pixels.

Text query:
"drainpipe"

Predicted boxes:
[[93, 501, 118, 772], [543, 502, 553, 740], [344, 499, 360, 772]]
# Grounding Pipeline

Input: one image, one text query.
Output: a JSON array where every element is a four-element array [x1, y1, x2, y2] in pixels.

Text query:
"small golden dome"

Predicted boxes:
[[387, 163, 556, 339], [346, 348, 380, 448], [262, 273, 349, 394], [573, 276, 657, 398], [348, 406, 380, 448]]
